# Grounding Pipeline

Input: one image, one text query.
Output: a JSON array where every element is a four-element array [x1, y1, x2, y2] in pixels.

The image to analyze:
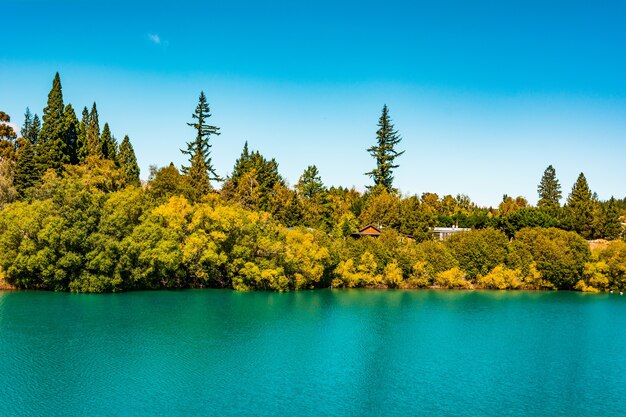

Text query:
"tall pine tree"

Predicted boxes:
[[86, 102, 101, 157], [601, 197, 622, 240], [566, 172, 594, 238], [117, 135, 140, 186], [14, 142, 39, 198], [62, 104, 79, 164], [76, 106, 89, 162], [181, 91, 221, 196], [37, 72, 69, 173], [100, 122, 117, 160], [365, 105, 404, 191], [537, 165, 562, 209]]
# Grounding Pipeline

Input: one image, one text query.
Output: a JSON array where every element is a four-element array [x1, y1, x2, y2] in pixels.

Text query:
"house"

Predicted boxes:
[[350, 224, 382, 238], [432, 226, 471, 241]]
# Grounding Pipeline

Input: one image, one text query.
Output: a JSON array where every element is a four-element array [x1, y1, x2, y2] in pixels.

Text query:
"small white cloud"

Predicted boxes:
[[148, 33, 161, 44]]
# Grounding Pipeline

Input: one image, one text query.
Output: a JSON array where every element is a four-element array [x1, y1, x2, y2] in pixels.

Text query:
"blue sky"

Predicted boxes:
[[2, 0, 626, 206]]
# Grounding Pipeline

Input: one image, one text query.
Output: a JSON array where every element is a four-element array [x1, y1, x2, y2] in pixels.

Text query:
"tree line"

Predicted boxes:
[[0, 73, 624, 293]]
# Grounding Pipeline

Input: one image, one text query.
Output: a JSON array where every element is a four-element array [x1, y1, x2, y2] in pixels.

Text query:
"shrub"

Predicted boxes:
[[435, 267, 473, 289]]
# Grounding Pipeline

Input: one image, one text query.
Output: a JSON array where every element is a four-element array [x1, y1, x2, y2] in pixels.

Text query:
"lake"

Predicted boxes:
[[0, 289, 625, 416]]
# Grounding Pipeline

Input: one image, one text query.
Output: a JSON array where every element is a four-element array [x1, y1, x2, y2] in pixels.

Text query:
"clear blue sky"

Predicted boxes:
[[2, 0, 626, 206]]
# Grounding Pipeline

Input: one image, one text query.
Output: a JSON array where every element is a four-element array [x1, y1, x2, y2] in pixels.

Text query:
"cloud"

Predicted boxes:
[[148, 33, 161, 45]]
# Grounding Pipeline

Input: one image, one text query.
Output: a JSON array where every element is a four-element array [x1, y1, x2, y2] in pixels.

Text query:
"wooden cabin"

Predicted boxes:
[[350, 225, 382, 238]]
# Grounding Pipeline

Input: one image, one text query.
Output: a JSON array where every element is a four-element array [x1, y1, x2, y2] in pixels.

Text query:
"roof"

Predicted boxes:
[[432, 227, 471, 233], [350, 224, 382, 238]]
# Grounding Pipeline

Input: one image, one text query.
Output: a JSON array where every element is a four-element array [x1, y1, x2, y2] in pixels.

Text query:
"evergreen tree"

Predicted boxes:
[[297, 165, 325, 198], [100, 123, 117, 160], [365, 105, 404, 191], [37, 72, 68, 173], [566, 173, 594, 238], [602, 197, 622, 240], [14, 142, 39, 198], [20, 108, 32, 141], [117, 135, 140, 186], [537, 165, 562, 209], [30, 114, 41, 145], [76, 106, 89, 162], [62, 104, 79, 164], [181, 91, 221, 195], [86, 102, 102, 157]]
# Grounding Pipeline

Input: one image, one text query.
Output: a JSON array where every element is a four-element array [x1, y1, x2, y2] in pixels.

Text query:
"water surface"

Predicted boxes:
[[1, 290, 625, 416]]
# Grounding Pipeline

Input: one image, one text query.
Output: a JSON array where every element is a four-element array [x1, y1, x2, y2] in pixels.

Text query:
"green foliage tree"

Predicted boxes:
[[87, 102, 102, 157], [76, 106, 90, 162], [117, 135, 140, 186], [297, 165, 325, 198], [37, 72, 69, 173], [62, 104, 79, 164], [601, 197, 622, 240], [14, 142, 39, 198], [181, 91, 220, 197], [20, 108, 40, 145], [445, 228, 509, 280], [100, 123, 117, 161], [0, 111, 18, 161], [365, 105, 404, 191], [537, 165, 562, 209], [565, 173, 594, 238], [508, 227, 590, 289]]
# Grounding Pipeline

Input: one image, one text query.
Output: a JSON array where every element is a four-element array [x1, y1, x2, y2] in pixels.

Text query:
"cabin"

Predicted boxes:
[[351, 224, 382, 238], [432, 226, 471, 241]]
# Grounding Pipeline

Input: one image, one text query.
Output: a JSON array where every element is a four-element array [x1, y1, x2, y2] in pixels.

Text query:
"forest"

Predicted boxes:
[[0, 73, 625, 293]]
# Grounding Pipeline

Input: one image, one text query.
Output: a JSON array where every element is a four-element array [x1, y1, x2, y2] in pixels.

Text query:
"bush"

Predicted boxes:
[[434, 267, 473, 289], [477, 265, 522, 289], [445, 228, 509, 280], [509, 227, 590, 290]]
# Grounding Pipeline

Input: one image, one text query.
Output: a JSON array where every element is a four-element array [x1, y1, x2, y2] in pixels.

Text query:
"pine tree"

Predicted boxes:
[[566, 172, 594, 238], [537, 165, 562, 209], [297, 165, 325, 198], [181, 91, 221, 195], [86, 102, 101, 157], [117, 135, 140, 186], [100, 123, 117, 160], [76, 106, 89, 162], [37, 72, 69, 173], [14, 142, 39, 198], [365, 105, 404, 191], [20, 108, 32, 140], [602, 197, 622, 240], [62, 104, 79, 164], [30, 114, 41, 145]]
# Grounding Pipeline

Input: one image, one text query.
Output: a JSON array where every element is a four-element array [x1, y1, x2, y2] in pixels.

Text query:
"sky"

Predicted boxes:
[[2, 0, 626, 206]]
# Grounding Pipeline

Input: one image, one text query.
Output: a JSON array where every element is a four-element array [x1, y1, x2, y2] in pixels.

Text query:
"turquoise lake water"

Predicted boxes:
[[1, 289, 625, 416]]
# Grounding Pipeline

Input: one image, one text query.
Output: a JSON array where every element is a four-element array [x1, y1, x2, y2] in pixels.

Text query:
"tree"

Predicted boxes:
[[537, 165, 562, 209], [87, 102, 101, 157], [100, 123, 117, 161], [181, 91, 220, 196], [76, 106, 89, 162], [0, 111, 18, 161], [62, 104, 79, 164], [297, 165, 325, 198], [566, 173, 594, 238], [37, 73, 69, 173], [14, 142, 39, 197], [601, 197, 622, 240], [117, 135, 140, 186], [365, 105, 404, 191]]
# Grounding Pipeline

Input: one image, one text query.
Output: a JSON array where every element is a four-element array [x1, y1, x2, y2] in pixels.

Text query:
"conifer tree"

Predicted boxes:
[[537, 165, 562, 209], [100, 123, 117, 160], [76, 106, 89, 162], [297, 165, 325, 198], [86, 102, 102, 157], [20, 108, 32, 141], [601, 197, 622, 240], [365, 105, 404, 191], [181, 91, 221, 195], [14, 142, 39, 198], [30, 114, 41, 145], [117, 135, 140, 186], [37, 73, 68, 173], [566, 172, 594, 238], [62, 104, 79, 164]]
